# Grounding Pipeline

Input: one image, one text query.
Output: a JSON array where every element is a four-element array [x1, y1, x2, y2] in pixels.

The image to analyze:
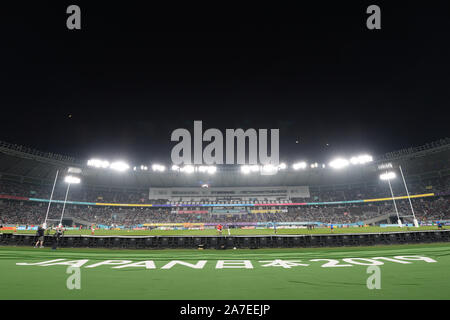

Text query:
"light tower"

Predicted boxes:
[[59, 174, 81, 227], [42, 169, 59, 229], [378, 162, 419, 228], [399, 165, 419, 227], [379, 171, 402, 227]]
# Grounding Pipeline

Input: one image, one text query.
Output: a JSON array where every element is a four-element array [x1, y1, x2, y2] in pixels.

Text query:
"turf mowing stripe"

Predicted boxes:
[[1, 244, 449, 299]]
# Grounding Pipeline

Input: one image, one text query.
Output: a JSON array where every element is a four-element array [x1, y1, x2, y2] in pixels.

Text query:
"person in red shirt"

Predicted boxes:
[[216, 224, 223, 235]]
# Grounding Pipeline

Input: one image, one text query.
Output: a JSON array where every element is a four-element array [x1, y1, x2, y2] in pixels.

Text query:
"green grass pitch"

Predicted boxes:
[[1, 243, 450, 299], [3, 225, 447, 236]]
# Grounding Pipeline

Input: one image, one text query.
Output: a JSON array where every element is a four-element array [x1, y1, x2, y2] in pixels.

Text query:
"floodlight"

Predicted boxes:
[[110, 161, 129, 172], [87, 159, 110, 168], [261, 164, 277, 173], [180, 165, 194, 173], [378, 163, 393, 170], [68, 167, 82, 174], [362, 155, 373, 163], [350, 154, 373, 165], [207, 166, 216, 174], [171, 165, 180, 171], [329, 158, 349, 169], [152, 164, 166, 172], [64, 175, 81, 184], [380, 171, 396, 180], [293, 162, 307, 170], [278, 163, 287, 170], [198, 166, 216, 174], [310, 162, 319, 168], [241, 165, 260, 174], [241, 165, 251, 174]]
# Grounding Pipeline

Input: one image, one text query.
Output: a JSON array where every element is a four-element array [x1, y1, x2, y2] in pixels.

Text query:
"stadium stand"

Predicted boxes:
[[0, 139, 449, 228], [0, 195, 448, 226]]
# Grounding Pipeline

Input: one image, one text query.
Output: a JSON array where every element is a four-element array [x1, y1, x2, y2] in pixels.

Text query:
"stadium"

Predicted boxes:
[[1, 138, 449, 299], [2, 2, 450, 308]]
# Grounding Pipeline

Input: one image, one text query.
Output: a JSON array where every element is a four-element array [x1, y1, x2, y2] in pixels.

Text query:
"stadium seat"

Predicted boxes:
[[310, 236, 320, 247], [194, 237, 202, 246], [342, 235, 351, 246], [433, 232, 442, 240], [418, 232, 430, 243], [127, 238, 136, 248], [96, 237, 104, 247], [9, 234, 19, 245], [209, 237, 218, 248], [177, 237, 185, 247], [20, 235, 32, 246], [81, 237, 90, 247], [258, 237, 267, 248], [402, 232, 412, 243], [358, 234, 369, 245], [66, 237, 74, 247], [113, 237, 121, 248], [144, 237, 153, 247], [324, 236, 334, 246], [160, 237, 169, 248], [443, 231, 450, 242], [276, 237, 285, 247], [388, 234, 398, 244], [291, 237, 300, 247]]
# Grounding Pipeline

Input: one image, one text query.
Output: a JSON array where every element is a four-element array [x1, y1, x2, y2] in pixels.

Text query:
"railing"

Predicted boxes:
[[0, 140, 79, 164], [1, 137, 449, 168], [377, 138, 450, 161]]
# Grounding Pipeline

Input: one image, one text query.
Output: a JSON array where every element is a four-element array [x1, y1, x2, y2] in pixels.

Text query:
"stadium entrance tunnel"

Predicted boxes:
[[1, 230, 450, 249]]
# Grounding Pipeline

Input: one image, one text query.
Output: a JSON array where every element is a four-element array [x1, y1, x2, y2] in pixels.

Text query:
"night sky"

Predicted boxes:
[[1, 2, 449, 164]]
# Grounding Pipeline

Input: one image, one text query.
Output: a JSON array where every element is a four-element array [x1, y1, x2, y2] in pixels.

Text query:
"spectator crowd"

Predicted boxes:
[[0, 177, 449, 226]]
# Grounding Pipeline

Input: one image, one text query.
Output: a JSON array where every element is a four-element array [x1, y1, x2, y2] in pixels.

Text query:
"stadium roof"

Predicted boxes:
[[0, 139, 449, 190]]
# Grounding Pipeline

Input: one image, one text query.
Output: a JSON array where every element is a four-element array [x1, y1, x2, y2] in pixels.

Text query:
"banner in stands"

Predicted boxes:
[[142, 223, 205, 227], [0, 193, 437, 208], [149, 186, 310, 200], [0, 195, 28, 201], [0, 226, 16, 231], [17, 226, 38, 231], [211, 209, 248, 215], [204, 222, 258, 227], [380, 223, 416, 227], [250, 209, 288, 214], [174, 210, 209, 214]]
